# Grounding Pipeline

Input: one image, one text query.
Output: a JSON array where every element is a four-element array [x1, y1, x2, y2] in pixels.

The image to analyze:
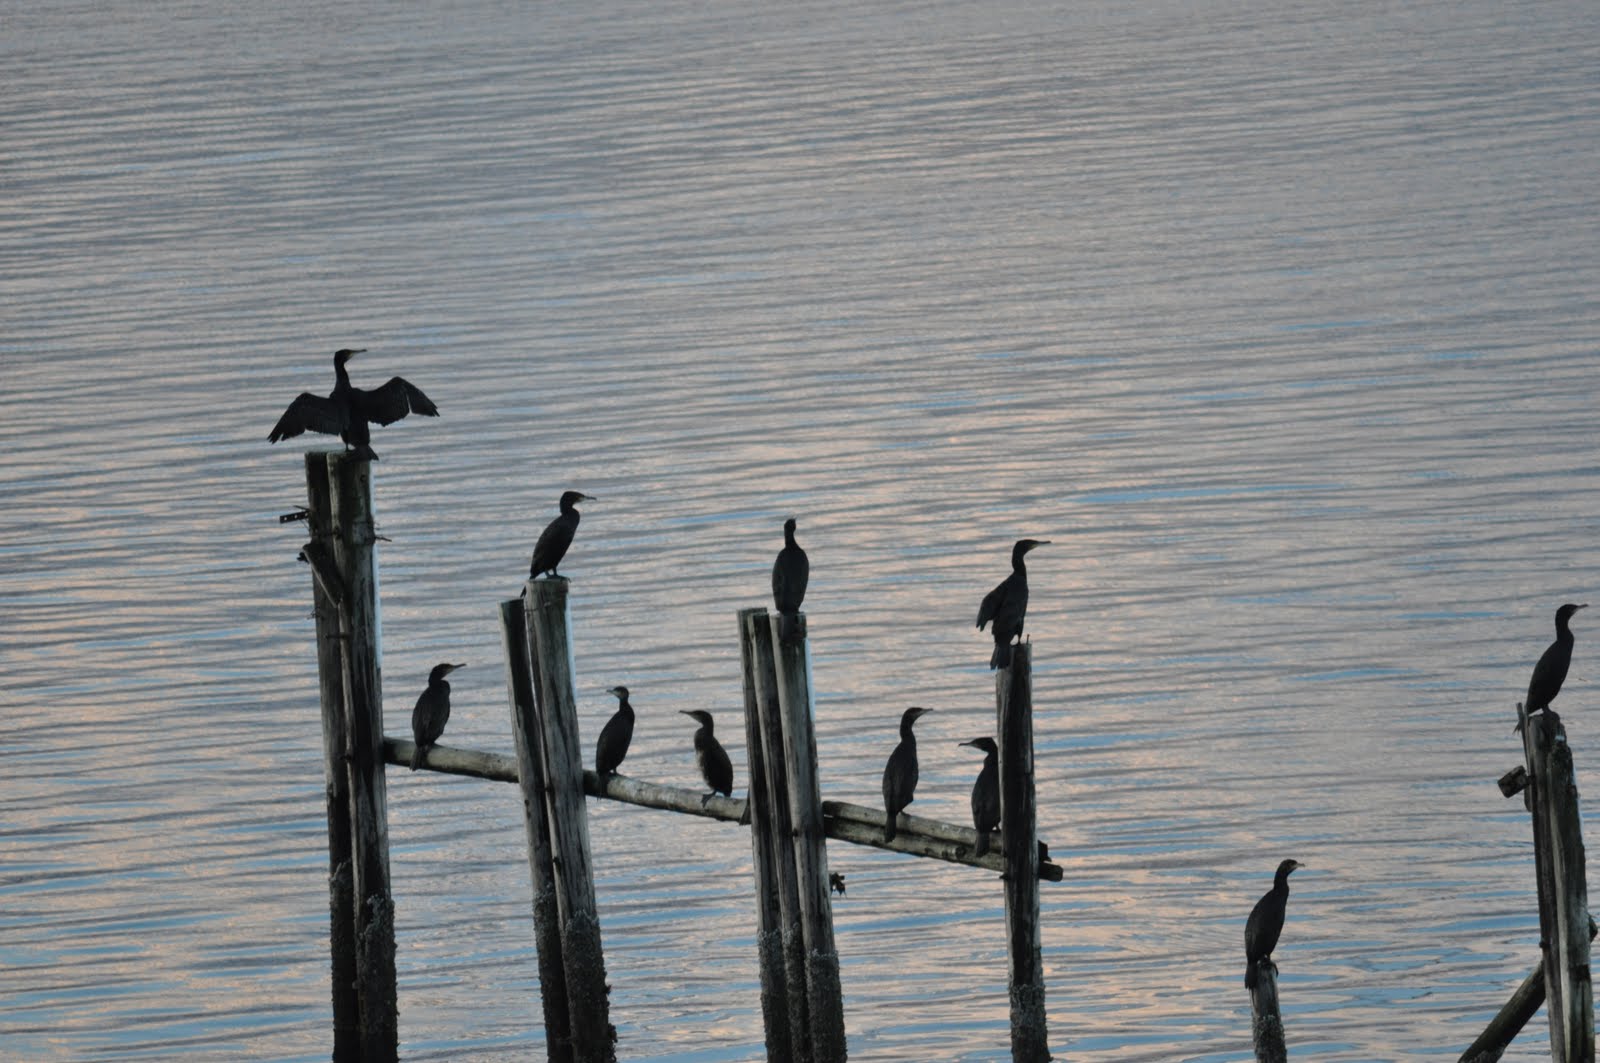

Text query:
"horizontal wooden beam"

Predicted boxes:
[[383, 738, 1063, 881]]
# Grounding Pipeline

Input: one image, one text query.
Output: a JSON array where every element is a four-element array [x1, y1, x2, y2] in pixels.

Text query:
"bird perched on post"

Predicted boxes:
[[410, 662, 465, 770], [772, 517, 810, 644], [596, 685, 636, 777], [529, 491, 595, 580], [1526, 602, 1588, 720], [977, 538, 1049, 669], [680, 710, 733, 806], [960, 736, 1000, 857], [269, 348, 439, 460], [882, 706, 933, 843], [1244, 858, 1303, 989]]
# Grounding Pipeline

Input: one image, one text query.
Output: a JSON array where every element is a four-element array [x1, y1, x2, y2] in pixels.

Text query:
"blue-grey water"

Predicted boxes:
[[5, 1, 1599, 1059]]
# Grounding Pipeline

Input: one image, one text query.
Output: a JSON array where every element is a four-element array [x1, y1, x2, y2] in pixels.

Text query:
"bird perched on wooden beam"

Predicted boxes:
[[269, 348, 438, 460], [410, 662, 465, 770], [680, 710, 733, 805], [960, 736, 1000, 857], [882, 706, 932, 842], [596, 685, 636, 777]]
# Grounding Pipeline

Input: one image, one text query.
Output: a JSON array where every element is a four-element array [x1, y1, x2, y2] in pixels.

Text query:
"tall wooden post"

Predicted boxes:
[[737, 608, 799, 1062], [500, 598, 575, 1063], [326, 452, 399, 1061], [996, 644, 1049, 1063], [1520, 706, 1595, 1063], [304, 455, 360, 1061], [523, 578, 616, 1063], [1249, 964, 1288, 1063], [769, 613, 847, 1063]]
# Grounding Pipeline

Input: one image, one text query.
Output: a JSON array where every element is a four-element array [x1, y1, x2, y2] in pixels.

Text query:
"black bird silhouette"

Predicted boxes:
[[882, 706, 932, 842], [1526, 602, 1588, 719], [772, 517, 810, 644], [529, 491, 595, 580], [680, 710, 733, 805], [960, 736, 1000, 857], [410, 662, 465, 770], [269, 348, 438, 460], [977, 538, 1049, 669], [1245, 858, 1303, 989], [596, 685, 636, 776]]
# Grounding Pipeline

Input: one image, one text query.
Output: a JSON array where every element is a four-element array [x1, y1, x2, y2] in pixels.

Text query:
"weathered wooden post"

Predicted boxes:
[[523, 578, 617, 1063], [1248, 964, 1288, 1063], [303, 455, 360, 1062], [1460, 921, 1600, 1063], [326, 452, 399, 1061], [1519, 704, 1595, 1063], [996, 643, 1049, 1063], [768, 612, 847, 1063], [500, 597, 575, 1063], [737, 607, 800, 1061]]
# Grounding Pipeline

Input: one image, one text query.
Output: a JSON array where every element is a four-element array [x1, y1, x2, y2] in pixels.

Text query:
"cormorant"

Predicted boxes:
[[410, 662, 465, 770], [680, 710, 733, 805], [960, 736, 1000, 857], [830, 872, 847, 896], [772, 517, 810, 644], [882, 706, 932, 842], [528, 491, 594, 580], [977, 538, 1049, 669], [596, 685, 635, 776], [268, 348, 438, 460], [1526, 602, 1588, 718], [1244, 858, 1303, 989]]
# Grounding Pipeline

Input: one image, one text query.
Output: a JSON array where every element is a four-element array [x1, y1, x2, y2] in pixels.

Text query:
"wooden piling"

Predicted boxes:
[[325, 452, 399, 1061], [1518, 706, 1595, 1063], [1460, 921, 1600, 1063], [1248, 963, 1288, 1063], [500, 598, 574, 1063], [304, 454, 360, 1062], [523, 578, 617, 1063], [745, 608, 814, 1061], [769, 612, 847, 1063], [737, 607, 797, 1062], [996, 644, 1050, 1063]]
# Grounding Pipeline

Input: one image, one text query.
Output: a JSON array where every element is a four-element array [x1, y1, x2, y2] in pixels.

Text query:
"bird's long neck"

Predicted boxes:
[[900, 722, 918, 743], [562, 499, 580, 518], [618, 697, 633, 716], [784, 526, 798, 549], [1273, 870, 1292, 894], [334, 358, 352, 390], [1558, 614, 1576, 642], [431, 678, 450, 696], [1011, 546, 1029, 573]]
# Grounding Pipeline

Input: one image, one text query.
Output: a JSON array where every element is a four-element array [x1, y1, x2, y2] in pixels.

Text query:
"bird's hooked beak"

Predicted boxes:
[[958, 738, 983, 748], [1031, 539, 1052, 550], [445, 663, 466, 674], [608, 686, 626, 697]]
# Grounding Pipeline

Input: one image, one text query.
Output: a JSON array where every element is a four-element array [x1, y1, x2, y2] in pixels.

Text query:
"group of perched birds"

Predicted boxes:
[[272, 349, 1588, 996]]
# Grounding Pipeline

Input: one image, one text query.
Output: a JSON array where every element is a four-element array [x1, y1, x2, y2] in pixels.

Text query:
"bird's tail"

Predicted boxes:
[[884, 816, 898, 844], [990, 642, 1011, 669], [353, 444, 379, 462], [1244, 962, 1258, 990], [410, 744, 424, 771], [975, 831, 990, 858], [778, 612, 802, 645]]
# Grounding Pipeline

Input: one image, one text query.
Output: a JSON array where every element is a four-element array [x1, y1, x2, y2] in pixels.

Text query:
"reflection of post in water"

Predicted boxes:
[[292, 454, 1064, 1060]]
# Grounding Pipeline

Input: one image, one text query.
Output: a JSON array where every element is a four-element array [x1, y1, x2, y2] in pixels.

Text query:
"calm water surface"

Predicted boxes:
[[4, 1, 1599, 1059]]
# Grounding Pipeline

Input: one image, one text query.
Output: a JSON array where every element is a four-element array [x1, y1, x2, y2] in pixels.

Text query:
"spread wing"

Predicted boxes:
[[356, 377, 438, 426], [269, 392, 346, 442], [977, 580, 1007, 631]]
